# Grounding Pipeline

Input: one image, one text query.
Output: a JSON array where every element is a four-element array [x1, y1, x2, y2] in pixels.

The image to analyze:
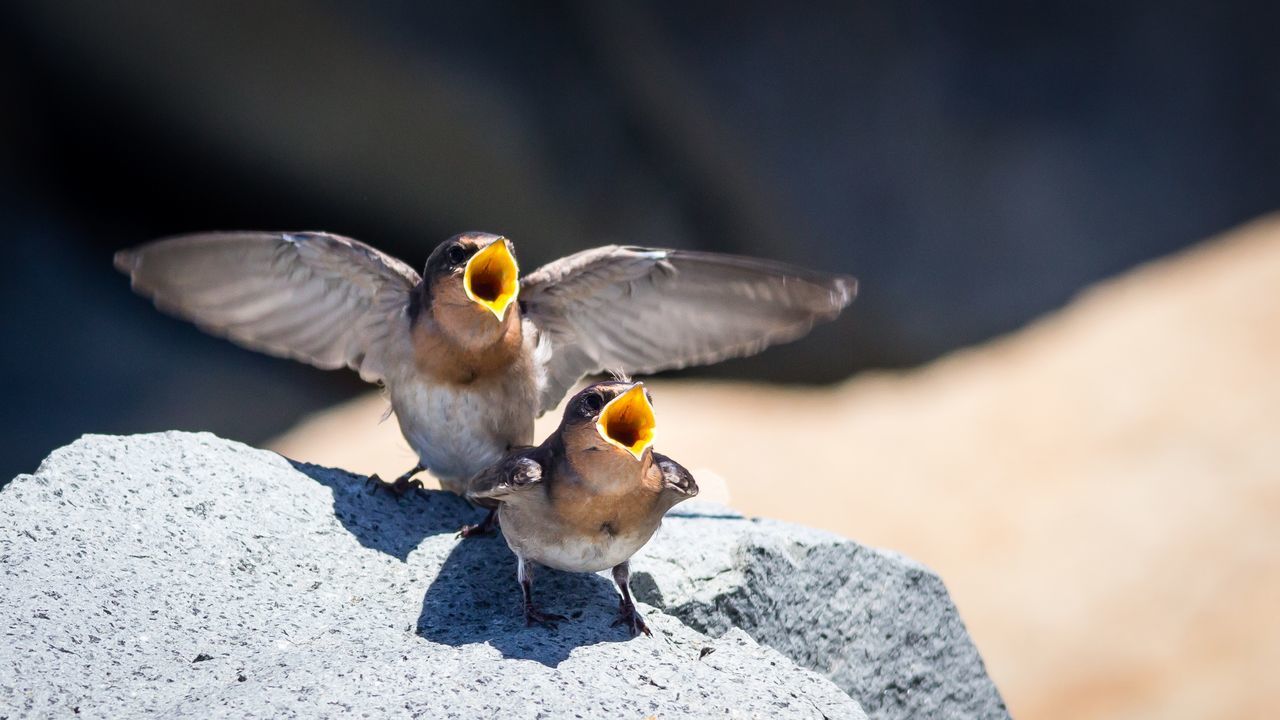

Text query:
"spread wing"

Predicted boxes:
[[465, 446, 547, 506], [115, 231, 420, 384], [655, 452, 699, 497], [521, 246, 857, 412]]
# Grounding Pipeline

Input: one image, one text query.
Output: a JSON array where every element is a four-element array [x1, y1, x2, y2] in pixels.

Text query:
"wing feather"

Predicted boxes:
[[465, 447, 547, 507], [522, 246, 856, 412], [655, 452, 699, 497], [115, 231, 420, 384]]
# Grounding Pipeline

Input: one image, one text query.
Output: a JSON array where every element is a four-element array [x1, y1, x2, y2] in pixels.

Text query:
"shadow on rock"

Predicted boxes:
[[288, 459, 465, 561], [416, 533, 640, 667]]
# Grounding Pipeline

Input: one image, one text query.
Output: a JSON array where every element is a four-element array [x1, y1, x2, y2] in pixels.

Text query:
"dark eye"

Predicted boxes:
[[446, 244, 466, 266], [583, 393, 604, 413]]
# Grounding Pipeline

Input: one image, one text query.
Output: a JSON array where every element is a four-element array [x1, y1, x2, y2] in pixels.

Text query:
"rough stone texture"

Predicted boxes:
[[638, 507, 1008, 719], [1, 433, 860, 719], [0, 432, 1005, 718]]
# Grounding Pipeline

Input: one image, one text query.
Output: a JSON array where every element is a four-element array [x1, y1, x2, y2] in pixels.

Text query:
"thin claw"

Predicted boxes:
[[455, 524, 489, 539], [524, 607, 568, 630], [369, 476, 425, 500], [612, 603, 651, 637], [456, 510, 499, 539]]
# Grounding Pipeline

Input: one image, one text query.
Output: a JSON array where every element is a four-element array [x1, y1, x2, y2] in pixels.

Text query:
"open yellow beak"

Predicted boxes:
[[463, 239, 520, 320], [595, 384, 657, 461]]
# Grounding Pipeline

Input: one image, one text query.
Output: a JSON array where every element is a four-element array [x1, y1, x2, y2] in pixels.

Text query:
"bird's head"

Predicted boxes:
[[562, 380, 658, 462], [422, 232, 521, 323]]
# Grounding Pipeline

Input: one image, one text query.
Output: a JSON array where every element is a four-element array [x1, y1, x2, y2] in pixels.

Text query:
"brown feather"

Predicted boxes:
[[547, 425, 664, 539], [412, 277, 525, 385]]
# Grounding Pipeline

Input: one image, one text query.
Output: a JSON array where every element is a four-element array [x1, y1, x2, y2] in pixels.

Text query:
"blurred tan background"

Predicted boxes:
[[273, 216, 1280, 720]]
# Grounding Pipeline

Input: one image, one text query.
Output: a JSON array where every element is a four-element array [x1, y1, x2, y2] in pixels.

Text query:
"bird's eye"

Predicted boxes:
[[446, 244, 466, 266], [583, 393, 604, 413]]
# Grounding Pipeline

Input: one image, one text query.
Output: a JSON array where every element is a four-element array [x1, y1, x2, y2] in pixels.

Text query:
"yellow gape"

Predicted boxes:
[[596, 384, 657, 461], [464, 239, 520, 319]]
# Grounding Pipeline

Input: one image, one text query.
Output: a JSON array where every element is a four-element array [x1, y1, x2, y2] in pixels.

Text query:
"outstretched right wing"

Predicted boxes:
[[115, 231, 421, 384]]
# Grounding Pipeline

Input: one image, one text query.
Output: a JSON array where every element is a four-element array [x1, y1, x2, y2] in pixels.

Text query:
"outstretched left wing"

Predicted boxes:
[[521, 246, 856, 414]]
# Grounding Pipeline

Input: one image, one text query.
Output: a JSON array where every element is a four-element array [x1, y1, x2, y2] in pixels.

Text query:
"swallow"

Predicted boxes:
[[466, 380, 696, 635], [115, 231, 855, 496]]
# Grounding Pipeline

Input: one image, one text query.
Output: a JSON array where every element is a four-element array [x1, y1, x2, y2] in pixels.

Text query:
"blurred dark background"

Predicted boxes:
[[3, 1, 1279, 479]]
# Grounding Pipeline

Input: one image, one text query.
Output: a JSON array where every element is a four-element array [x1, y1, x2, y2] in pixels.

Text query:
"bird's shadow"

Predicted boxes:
[[288, 459, 464, 561], [287, 459, 645, 666], [416, 533, 643, 667]]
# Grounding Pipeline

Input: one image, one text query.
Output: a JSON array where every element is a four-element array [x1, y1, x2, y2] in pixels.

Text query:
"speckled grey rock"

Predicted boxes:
[[635, 507, 1009, 719], [1, 432, 863, 719]]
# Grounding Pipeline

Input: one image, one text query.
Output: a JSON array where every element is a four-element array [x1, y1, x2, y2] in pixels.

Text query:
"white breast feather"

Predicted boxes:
[[531, 530, 654, 573], [384, 329, 540, 488]]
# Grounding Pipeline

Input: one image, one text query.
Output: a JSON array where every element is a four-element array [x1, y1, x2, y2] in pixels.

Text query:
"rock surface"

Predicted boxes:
[[1, 432, 1003, 718], [639, 511, 1005, 719]]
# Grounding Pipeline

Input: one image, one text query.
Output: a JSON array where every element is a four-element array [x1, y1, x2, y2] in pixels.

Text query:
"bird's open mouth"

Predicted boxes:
[[464, 239, 520, 319], [596, 384, 656, 461]]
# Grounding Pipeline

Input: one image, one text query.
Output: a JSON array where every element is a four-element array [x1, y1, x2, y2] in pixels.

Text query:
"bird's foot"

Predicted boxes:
[[523, 604, 568, 630], [612, 601, 651, 637], [365, 474, 426, 500], [456, 509, 500, 539], [456, 523, 490, 539]]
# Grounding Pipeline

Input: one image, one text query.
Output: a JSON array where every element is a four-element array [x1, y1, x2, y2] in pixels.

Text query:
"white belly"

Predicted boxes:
[[388, 374, 535, 490], [527, 530, 655, 573], [500, 501, 662, 573]]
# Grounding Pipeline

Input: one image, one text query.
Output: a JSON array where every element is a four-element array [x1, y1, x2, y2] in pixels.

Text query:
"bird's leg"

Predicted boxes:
[[518, 556, 566, 629], [456, 508, 500, 539], [610, 561, 651, 637], [365, 464, 426, 499]]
